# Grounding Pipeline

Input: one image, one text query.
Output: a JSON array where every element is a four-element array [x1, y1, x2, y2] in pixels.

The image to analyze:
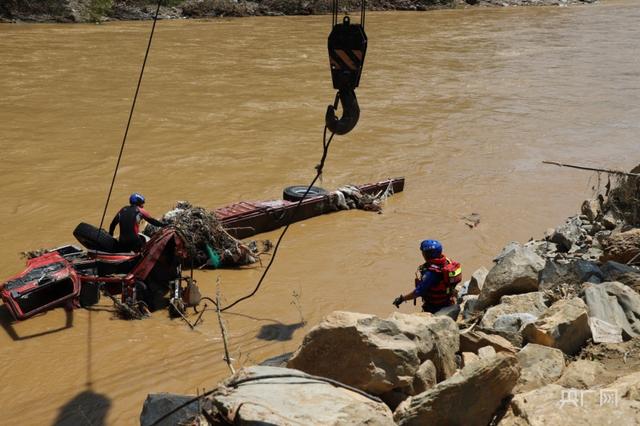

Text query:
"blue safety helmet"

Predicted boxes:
[[129, 192, 145, 206], [420, 239, 442, 259]]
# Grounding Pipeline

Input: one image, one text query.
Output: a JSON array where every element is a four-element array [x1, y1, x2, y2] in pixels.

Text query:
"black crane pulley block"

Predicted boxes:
[[328, 15, 368, 92]]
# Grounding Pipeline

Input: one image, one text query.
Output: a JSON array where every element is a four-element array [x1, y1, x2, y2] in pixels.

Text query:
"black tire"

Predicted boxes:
[[79, 281, 101, 307], [73, 222, 119, 252], [283, 186, 328, 202]]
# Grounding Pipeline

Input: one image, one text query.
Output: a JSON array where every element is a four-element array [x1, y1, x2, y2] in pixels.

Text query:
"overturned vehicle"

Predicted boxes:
[[0, 226, 197, 321]]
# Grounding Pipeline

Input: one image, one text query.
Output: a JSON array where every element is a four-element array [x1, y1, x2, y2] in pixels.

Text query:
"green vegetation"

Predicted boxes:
[[89, 0, 113, 22]]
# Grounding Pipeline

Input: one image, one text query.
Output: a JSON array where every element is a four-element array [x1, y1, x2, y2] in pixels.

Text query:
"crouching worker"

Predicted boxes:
[[392, 239, 462, 319], [109, 193, 166, 252]]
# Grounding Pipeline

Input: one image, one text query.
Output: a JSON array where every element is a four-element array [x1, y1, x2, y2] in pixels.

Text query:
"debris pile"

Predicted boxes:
[[329, 184, 394, 213], [147, 201, 263, 268], [605, 165, 640, 227]]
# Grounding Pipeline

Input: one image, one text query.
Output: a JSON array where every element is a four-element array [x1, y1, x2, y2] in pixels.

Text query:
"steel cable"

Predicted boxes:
[[96, 0, 163, 232], [220, 127, 336, 312]]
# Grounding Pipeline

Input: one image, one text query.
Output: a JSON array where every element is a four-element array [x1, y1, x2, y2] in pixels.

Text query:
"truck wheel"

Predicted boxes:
[[73, 222, 119, 252], [283, 186, 328, 202]]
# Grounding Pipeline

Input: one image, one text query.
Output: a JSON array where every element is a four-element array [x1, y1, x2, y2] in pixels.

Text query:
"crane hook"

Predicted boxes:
[[325, 89, 360, 135]]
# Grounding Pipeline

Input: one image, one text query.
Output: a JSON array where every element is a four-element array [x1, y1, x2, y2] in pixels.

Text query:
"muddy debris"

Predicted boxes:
[[146, 201, 268, 268]]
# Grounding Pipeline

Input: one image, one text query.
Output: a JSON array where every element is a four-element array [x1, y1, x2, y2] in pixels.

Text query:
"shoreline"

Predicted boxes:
[[0, 0, 598, 24]]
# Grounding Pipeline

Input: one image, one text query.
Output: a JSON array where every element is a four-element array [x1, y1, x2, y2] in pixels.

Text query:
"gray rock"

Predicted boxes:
[[459, 330, 517, 354], [582, 283, 635, 339], [493, 313, 539, 333], [394, 354, 520, 426], [435, 304, 460, 321], [478, 345, 497, 359], [480, 292, 547, 331], [551, 217, 584, 252], [456, 280, 470, 299], [601, 261, 640, 286], [581, 247, 604, 261], [515, 343, 565, 392], [477, 244, 546, 309], [556, 359, 605, 389], [598, 281, 640, 336], [588, 317, 623, 344], [287, 311, 459, 396], [140, 393, 201, 426], [209, 366, 394, 425], [525, 240, 559, 258], [467, 266, 489, 295], [522, 298, 591, 355], [412, 360, 437, 395], [539, 259, 603, 289], [493, 241, 521, 263], [462, 295, 481, 321]]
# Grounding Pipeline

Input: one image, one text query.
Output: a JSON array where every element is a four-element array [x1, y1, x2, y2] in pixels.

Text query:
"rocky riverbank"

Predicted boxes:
[[1, 0, 598, 23], [139, 165, 640, 425]]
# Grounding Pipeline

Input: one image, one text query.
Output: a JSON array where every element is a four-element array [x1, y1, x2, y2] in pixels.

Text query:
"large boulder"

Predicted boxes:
[[556, 359, 605, 389], [207, 366, 395, 425], [582, 282, 638, 339], [515, 343, 565, 392], [394, 354, 520, 426], [500, 381, 640, 425], [601, 228, 640, 263], [600, 261, 640, 291], [522, 297, 591, 355], [477, 244, 546, 309], [539, 259, 603, 289], [287, 311, 459, 396], [480, 292, 548, 332]]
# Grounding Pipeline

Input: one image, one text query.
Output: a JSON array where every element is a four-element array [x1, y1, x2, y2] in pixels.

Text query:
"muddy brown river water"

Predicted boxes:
[[1, 1, 640, 424]]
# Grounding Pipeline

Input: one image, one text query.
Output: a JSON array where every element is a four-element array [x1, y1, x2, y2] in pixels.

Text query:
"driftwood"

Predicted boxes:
[[215, 277, 235, 374], [542, 161, 640, 177]]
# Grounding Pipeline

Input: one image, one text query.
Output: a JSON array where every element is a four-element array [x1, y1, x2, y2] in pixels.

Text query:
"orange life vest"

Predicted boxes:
[[418, 255, 462, 305]]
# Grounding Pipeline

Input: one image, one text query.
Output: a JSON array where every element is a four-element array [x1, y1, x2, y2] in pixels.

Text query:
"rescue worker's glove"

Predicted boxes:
[[392, 295, 404, 308]]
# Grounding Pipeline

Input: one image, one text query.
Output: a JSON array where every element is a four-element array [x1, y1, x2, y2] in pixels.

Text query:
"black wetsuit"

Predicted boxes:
[[109, 205, 164, 252]]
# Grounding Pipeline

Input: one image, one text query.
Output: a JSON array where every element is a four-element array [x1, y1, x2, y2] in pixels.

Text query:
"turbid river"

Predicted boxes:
[[1, 1, 639, 424]]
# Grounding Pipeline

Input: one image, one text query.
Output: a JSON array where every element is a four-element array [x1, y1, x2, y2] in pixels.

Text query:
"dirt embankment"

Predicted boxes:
[[0, 0, 598, 23]]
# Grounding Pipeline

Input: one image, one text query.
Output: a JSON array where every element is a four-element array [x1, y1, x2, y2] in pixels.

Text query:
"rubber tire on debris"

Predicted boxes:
[[79, 281, 101, 307], [283, 186, 328, 202], [73, 222, 119, 252]]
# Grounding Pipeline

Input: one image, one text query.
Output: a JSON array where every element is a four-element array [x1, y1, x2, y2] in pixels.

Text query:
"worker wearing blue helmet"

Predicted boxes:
[[393, 239, 462, 315], [109, 193, 165, 252]]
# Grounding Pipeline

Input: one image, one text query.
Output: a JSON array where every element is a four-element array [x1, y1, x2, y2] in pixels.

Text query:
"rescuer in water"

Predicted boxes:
[[109, 193, 165, 252], [392, 240, 462, 316]]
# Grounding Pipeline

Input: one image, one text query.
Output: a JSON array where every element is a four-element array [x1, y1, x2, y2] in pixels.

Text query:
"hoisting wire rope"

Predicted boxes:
[[219, 0, 366, 311], [219, 126, 336, 312], [85, 0, 162, 390], [96, 0, 163, 233], [148, 1, 368, 424]]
